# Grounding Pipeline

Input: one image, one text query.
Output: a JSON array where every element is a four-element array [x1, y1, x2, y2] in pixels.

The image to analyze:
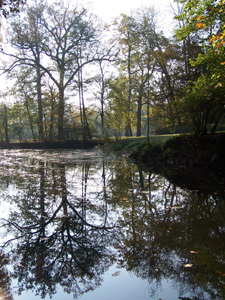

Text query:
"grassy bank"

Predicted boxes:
[[110, 134, 177, 152], [128, 133, 225, 173]]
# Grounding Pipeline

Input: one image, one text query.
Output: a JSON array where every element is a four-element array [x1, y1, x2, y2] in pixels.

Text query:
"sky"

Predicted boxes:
[[87, 0, 176, 35]]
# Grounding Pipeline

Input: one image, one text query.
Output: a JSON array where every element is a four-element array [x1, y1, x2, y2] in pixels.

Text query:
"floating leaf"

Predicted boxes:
[[170, 206, 183, 209], [112, 271, 121, 276], [184, 264, 193, 268], [190, 251, 198, 254]]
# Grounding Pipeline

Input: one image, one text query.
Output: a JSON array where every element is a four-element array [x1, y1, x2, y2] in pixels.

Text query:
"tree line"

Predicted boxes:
[[0, 0, 224, 142]]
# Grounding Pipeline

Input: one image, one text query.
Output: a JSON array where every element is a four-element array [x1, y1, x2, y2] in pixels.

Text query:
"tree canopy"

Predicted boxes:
[[0, 0, 26, 17], [0, 0, 224, 141], [175, 0, 225, 50], [175, 0, 225, 134]]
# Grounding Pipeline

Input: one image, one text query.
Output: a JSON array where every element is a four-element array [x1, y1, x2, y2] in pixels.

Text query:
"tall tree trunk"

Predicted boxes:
[[58, 73, 65, 141], [4, 105, 9, 143], [25, 97, 36, 142], [99, 61, 105, 138], [136, 84, 144, 137], [33, 12, 44, 142], [126, 43, 133, 137], [82, 101, 92, 140], [49, 93, 55, 141], [78, 60, 91, 141], [147, 80, 151, 146], [36, 64, 44, 141]]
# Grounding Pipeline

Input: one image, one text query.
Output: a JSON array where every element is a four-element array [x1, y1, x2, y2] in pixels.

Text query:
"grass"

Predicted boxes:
[[111, 134, 179, 152]]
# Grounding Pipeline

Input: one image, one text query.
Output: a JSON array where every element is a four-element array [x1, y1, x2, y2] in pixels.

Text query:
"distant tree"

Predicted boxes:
[[2, 1, 107, 141], [115, 13, 138, 136], [94, 45, 116, 139], [4, 2, 47, 141], [108, 75, 135, 138], [132, 7, 157, 137], [96, 59, 108, 138]]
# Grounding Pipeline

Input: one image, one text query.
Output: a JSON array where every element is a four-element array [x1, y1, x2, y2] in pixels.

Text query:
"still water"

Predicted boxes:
[[0, 149, 224, 300]]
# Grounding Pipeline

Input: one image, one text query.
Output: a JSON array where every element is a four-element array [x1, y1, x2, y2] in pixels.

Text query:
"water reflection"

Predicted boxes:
[[0, 149, 224, 300]]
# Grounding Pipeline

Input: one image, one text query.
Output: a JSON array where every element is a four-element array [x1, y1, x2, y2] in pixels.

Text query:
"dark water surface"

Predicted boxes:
[[0, 149, 224, 300]]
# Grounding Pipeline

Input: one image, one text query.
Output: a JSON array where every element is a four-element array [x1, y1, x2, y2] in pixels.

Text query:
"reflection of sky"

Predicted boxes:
[[12, 264, 187, 300], [0, 184, 22, 244]]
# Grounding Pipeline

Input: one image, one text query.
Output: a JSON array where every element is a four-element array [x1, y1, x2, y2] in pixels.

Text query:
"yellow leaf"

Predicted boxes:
[[209, 35, 216, 43], [215, 82, 222, 88], [221, 62, 225, 65]]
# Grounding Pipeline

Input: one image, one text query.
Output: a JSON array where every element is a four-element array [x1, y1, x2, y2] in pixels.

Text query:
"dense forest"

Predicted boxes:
[[0, 0, 224, 142]]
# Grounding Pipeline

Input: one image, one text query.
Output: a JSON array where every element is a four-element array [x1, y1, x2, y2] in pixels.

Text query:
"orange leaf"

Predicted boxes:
[[196, 22, 205, 29]]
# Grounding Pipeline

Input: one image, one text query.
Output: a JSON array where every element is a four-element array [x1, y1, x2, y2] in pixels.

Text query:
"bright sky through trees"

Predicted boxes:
[[86, 0, 175, 35]]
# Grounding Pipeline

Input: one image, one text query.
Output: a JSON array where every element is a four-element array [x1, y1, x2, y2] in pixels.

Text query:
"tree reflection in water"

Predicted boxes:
[[0, 252, 13, 300], [0, 150, 117, 299], [0, 149, 224, 300], [111, 163, 225, 300]]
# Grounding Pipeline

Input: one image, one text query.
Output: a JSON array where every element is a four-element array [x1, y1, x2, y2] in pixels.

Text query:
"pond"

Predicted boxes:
[[0, 149, 224, 300]]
